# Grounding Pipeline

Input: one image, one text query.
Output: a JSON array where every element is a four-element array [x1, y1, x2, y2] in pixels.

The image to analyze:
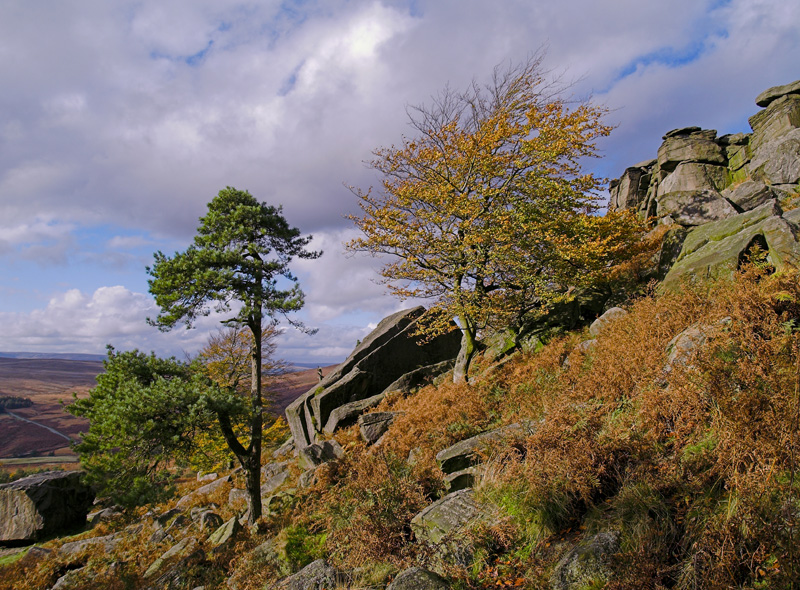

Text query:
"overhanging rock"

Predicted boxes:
[[285, 307, 461, 450]]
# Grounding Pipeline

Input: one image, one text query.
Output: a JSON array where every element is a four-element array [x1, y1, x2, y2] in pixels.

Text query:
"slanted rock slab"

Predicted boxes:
[[436, 424, 526, 474], [756, 79, 800, 108], [59, 532, 121, 556], [144, 536, 201, 580], [721, 180, 775, 212], [207, 516, 241, 548]]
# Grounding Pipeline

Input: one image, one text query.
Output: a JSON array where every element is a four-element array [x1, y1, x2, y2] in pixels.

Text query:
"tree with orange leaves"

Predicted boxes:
[[348, 54, 645, 382], [189, 324, 290, 473]]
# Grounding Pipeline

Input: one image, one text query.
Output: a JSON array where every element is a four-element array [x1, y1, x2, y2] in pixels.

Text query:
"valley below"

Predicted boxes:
[[0, 357, 334, 469]]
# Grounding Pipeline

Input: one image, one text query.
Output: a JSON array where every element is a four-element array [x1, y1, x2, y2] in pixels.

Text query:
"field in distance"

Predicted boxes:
[[0, 356, 336, 469]]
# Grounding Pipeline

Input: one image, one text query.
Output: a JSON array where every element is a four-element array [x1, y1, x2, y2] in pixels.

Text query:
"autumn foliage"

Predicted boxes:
[[348, 55, 647, 381]]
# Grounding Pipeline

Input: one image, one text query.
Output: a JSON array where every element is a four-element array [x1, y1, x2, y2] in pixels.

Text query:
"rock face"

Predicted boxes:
[[0, 471, 94, 543], [608, 79, 800, 287], [286, 307, 461, 450]]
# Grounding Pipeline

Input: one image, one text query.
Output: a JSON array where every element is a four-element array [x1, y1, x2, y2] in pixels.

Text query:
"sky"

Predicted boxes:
[[0, 0, 798, 365]]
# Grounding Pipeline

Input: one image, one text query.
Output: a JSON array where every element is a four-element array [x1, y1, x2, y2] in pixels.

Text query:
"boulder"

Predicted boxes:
[[411, 489, 488, 570], [175, 475, 231, 508], [58, 532, 120, 556], [274, 437, 295, 459], [358, 412, 398, 445], [756, 79, 800, 108], [662, 201, 800, 288], [721, 180, 775, 212], [663, 319, 730, 375], [483, 328, 520, 362], [143, 536, 203, 580], [656, 189, 738, 226], [658, 162, 728, 197], [279, 558, 347, 590], [656, 129, 725, 172], [588, 307, 628, 338], [197, 510, 224, 532], [749, 94, 800, 152], [297, 439, 344, 471], [51, 566, 87, 590], [228, 488, 248, 505], [436, 424, 526, 475], [261, 468, 289, 496], [749, 127, 800, 186], [87, 506, 122, 527], [388, 566, 450, 590], [207, 516, 241, 549], [16, 546, 52, 569], [0, 471, 94, 543], [286, 307, 461, 449], [550, 531, 620, 590], [411, 489, 486, 546], [155, 508, 184, 527]]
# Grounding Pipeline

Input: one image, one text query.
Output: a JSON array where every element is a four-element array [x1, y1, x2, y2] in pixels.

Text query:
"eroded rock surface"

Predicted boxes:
[[0, 471, 94, 543], [607, 79, 800, 288], [286, 307, 460, 450]]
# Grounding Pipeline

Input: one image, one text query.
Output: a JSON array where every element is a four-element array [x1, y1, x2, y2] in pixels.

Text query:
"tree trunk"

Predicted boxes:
[[453, 318, 477, 384], [247, 320, 263, 523], [244, 452, 261, 523]]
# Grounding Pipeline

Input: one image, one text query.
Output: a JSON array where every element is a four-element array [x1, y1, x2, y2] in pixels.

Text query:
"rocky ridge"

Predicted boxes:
[[608, 79, 800, 287]]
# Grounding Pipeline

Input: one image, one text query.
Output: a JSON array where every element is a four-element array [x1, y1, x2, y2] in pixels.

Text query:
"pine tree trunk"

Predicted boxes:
[[247, 320, 263, 523]]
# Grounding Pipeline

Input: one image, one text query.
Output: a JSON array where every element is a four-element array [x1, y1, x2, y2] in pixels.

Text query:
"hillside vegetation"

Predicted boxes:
[[3, 264, 800, 589]]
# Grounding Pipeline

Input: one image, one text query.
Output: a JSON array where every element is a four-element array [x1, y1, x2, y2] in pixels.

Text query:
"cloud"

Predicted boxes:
[[0, 0, 798, 361], [294, 228, 398, 320], [0, 286, 214, 357]]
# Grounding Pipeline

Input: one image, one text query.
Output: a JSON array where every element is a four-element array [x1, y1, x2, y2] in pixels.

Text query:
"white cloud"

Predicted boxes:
[[0, 286, 216, 357], [293, 228, 427, 323], [0, 0, 798, 361]]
